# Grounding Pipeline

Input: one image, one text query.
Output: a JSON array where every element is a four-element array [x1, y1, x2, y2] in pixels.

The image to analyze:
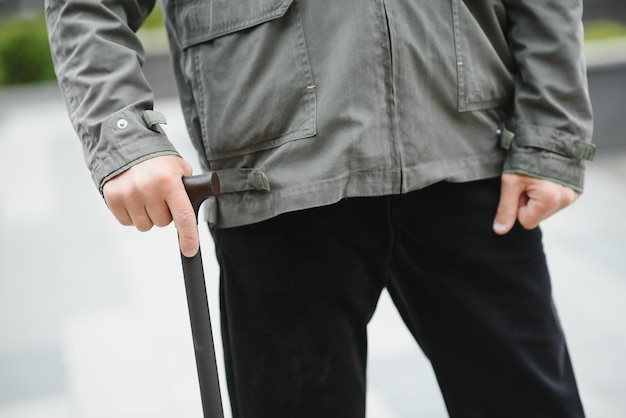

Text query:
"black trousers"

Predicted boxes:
[[211, 178, 584, 418]]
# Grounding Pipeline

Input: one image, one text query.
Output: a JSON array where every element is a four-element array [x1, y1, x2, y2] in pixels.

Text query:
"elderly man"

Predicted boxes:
[[46, 0, 593, 416]]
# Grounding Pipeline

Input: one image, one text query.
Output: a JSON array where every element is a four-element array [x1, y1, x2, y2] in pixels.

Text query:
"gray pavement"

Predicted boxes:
[[0, 83, 625, 418]]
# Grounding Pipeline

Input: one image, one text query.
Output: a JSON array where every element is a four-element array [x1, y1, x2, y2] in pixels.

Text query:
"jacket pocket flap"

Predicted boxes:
[[176, 0, 294, 48]]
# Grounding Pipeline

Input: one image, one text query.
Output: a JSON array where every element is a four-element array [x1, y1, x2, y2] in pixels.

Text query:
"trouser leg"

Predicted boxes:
[[211, 199, 391, 418], [386, 178, 584, 418]]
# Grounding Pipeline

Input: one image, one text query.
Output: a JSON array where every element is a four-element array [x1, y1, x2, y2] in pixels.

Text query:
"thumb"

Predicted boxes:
[[493, 176, 523, 235]]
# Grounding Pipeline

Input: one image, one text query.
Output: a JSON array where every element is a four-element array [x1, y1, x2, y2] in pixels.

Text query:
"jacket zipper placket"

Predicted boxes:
[[380, 0, 405, 194]]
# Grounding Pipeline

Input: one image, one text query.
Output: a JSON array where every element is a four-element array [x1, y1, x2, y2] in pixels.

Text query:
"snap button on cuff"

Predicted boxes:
[[116, 119, 129, 129]]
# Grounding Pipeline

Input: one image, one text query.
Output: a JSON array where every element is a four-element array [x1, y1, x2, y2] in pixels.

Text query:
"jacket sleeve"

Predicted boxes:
[[500, 0, 595, 192], [45, 0, 180, 193]]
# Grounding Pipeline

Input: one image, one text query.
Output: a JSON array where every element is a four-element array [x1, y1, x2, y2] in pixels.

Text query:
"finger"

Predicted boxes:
[[517, 189, 560, 230], [125, 202, 155, 232], [560, 188, 580, 209], [108, 192, 154, 231], [517, 202, 544, 230], [168, 183, 199, 258], [103, 185, 134, 226], [119, 191, 154, 232], [146, 201, 174, 228], [493, 176, 523, 235], [108, 203, 134, 226]]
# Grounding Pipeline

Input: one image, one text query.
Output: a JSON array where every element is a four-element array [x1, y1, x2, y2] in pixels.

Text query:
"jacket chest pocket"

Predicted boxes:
[[451, 0, 514, 112], [172, 0, 316, 160]]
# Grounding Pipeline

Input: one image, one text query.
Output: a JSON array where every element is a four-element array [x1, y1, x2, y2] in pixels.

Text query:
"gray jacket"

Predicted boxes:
[[46, 0, 594, 228]]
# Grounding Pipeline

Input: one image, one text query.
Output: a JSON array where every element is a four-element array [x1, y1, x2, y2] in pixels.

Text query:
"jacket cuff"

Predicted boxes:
[[499, 124, 595, 192], [88, 109, 180, 193]]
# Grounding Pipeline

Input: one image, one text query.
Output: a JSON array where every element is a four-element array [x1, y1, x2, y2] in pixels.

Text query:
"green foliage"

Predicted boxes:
[[0, 14, 56, 86], [142, 5, 165, 29], [0, 6, 164, 87], [584, 20, 626, 42]]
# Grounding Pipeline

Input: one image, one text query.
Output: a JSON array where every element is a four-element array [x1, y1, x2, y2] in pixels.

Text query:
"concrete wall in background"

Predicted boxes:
[[587, 63, 626, 151], [0, 0, 42, 15], [584, 0, 626, 21]]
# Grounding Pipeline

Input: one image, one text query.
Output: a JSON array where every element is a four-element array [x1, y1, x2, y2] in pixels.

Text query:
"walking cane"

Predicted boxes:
[[179, 172, 224, 418]]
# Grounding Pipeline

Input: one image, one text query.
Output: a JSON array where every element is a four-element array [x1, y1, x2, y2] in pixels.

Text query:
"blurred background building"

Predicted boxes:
[[0, 0, 42, 15]]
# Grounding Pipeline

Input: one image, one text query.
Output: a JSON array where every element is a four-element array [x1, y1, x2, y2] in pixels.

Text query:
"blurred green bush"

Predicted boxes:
[[142, 5, 165, 29], [0, 7, 164, 87], [0, 14, 56, 86], [585, 20, 626, 42]]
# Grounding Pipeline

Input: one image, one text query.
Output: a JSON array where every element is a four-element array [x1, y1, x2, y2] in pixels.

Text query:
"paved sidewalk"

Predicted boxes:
[[0, 84, 625, 417]]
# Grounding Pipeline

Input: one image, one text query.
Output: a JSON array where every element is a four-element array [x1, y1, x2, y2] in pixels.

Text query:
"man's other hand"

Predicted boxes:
[[102, 155, 199, 257], [493, 173, 579, 235]]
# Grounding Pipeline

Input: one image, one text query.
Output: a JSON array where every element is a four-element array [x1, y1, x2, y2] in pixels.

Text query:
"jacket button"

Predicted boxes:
[[116, 119, 129, 129]]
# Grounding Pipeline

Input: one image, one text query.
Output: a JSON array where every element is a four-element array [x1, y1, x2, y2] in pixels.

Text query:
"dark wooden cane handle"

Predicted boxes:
[[182, 172, 220, 220]]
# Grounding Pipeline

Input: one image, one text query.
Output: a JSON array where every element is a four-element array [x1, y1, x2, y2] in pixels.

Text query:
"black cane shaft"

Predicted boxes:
[[181, 248, 224, 418], [179, 172, 224, 418]]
